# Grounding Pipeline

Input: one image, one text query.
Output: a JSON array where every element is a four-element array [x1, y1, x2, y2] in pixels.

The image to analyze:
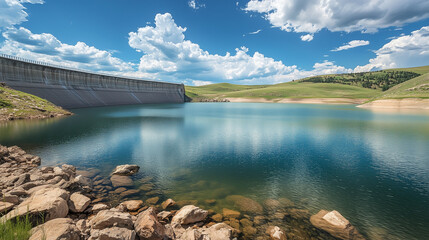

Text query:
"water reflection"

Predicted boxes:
[[0, 103, 428, 239]]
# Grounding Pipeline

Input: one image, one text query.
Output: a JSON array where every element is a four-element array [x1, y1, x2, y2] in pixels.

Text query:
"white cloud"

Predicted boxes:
[[245, 0, 429, 38], [355, 26, 429, 72], [192, 80, 213, 86], [249, 29, 262, 35], [128, 13, 301, 84], [0, 0, 43, 30], [332, 40, 370, 52], [188, 0, 205, 10], [0, 27, 134, 72], [300, 34, 313, 42]]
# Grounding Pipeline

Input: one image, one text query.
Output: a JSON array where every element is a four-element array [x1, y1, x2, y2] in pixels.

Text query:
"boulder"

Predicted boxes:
[[134, 207, 165, 240], [29, 218, 80, 240], [172, 205, 208, 225], [179, 223, 234, 240], [73, 175, 93, 190], [112, 164, 140, 176], [89, 227, 136, 240], [68, 192, 91, 213], [92, 203, 109, 213], [1, 187, 69, 224], [310, 210, 365, 240], [119, 200, 143, 212], [110, 175, 133, 188], [225, 195, 263, 214], [266, 226, 287, 240], [161, 198, 176, 209], [157, 211, 172, 221], [90, 209, 134, 230]]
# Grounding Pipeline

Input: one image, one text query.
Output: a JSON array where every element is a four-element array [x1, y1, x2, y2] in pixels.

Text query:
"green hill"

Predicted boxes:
[[185, 65, 429, 102], [0, 83, 71, 121], [373, 73, 429, 99]]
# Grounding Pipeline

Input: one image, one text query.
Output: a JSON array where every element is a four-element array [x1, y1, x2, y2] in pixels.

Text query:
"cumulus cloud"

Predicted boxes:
[[300, 34, 313, 42], [192, 80, 213, 86], [332, 40, 370, 52], [188, 0, 205, 10], [355, 26, 429, 72], [0, 0, 43, 29], [245, 0, 429, 39], [0, 27, 134, 72]]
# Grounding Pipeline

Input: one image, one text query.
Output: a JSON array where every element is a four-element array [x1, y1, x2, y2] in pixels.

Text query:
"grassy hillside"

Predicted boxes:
[[373, 73, 429, 99], [186, 65, 429, 102], [0, 83, 71, 121], [186, 82, 380, 101]]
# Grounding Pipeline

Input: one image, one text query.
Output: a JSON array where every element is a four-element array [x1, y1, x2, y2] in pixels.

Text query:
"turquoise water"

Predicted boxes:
[[1, 103, 429, 239]]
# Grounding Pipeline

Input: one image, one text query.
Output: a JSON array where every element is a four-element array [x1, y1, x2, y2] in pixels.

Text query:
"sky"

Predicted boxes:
[[1, 0, 429, 86]]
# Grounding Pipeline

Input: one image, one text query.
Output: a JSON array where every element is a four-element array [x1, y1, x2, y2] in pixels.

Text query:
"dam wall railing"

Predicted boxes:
[[0, 54, 185, 109]]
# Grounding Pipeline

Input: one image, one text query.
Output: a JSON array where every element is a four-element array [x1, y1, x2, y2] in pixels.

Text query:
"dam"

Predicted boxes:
[[0, 54, 185, 109]]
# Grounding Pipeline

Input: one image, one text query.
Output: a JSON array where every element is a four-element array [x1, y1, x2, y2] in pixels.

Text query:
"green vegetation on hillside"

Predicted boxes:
[[300, 71, 419, 91], [0, 83, 71, 121], [186, 65, 429, 102], [186, 82, 380, 101], [373, 73, 429, 99]]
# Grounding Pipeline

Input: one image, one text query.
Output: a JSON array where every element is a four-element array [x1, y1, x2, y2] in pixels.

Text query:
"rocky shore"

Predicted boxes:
[[0, 144, 366, 240]]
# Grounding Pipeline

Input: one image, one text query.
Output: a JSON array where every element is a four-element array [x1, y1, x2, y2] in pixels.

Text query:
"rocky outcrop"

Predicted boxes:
[[29, 218, 80, 240], [112, 164, 140, 176], [1, 186, 69, 224], [310, 210, 366, 240]]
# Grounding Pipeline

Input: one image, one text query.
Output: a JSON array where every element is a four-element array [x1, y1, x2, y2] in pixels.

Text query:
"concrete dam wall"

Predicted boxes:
[[0, 55, 185, 109]]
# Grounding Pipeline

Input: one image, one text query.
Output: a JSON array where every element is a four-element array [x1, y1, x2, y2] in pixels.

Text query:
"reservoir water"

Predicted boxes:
[[1, 103, 428, 239]]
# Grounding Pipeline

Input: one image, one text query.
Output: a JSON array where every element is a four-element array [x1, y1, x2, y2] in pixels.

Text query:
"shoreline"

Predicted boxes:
[[357, 98, 429, 110], [0, 144, 365, 240], [225, 97, 368, 105]]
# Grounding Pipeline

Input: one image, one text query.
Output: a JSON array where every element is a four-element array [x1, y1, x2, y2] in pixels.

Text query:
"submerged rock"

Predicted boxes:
[[161, 198, 176, 209], [310, 210, 365, 240], [225, 195, 263, 214], [266, 226, 287, 240], [30, 218, 80, 240], [222, 208, 240, 219], [110, 175, 133, 188], [112, 164, 140, 176]]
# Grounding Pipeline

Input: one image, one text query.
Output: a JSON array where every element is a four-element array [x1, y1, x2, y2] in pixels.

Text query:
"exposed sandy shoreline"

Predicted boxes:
[[357, 98, 429, 110], [226, 98, 368, 105]]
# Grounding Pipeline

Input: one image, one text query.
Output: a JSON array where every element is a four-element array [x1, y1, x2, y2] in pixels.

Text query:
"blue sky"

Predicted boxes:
[[1, 0, 429, 85]]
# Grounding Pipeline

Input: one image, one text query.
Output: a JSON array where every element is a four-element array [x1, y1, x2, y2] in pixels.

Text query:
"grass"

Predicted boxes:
[[0, 85, 71, 121], [185, 65, 429, 102], [186, 82, 380, 101], [373, 73, 429, 99], [0, 214, 32, 240]]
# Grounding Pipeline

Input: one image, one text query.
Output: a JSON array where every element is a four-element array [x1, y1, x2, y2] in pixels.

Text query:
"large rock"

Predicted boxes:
[[89, 227, 136, 240], [134, 207, 165, 240], [225, 195, 263, 214], [110, 175, 133, 188], [310, 210, 365, 240], [266, 226, 287, 240], [68, 192, 91, 213], [1, 187, 69, 224], [118, 200, 143, 212], [29, 218, 80, 240], [112, 165, 140, 176], [172, 205, 208, 225], [179, 223, 234, 240], [90, 209, 134, 230]]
